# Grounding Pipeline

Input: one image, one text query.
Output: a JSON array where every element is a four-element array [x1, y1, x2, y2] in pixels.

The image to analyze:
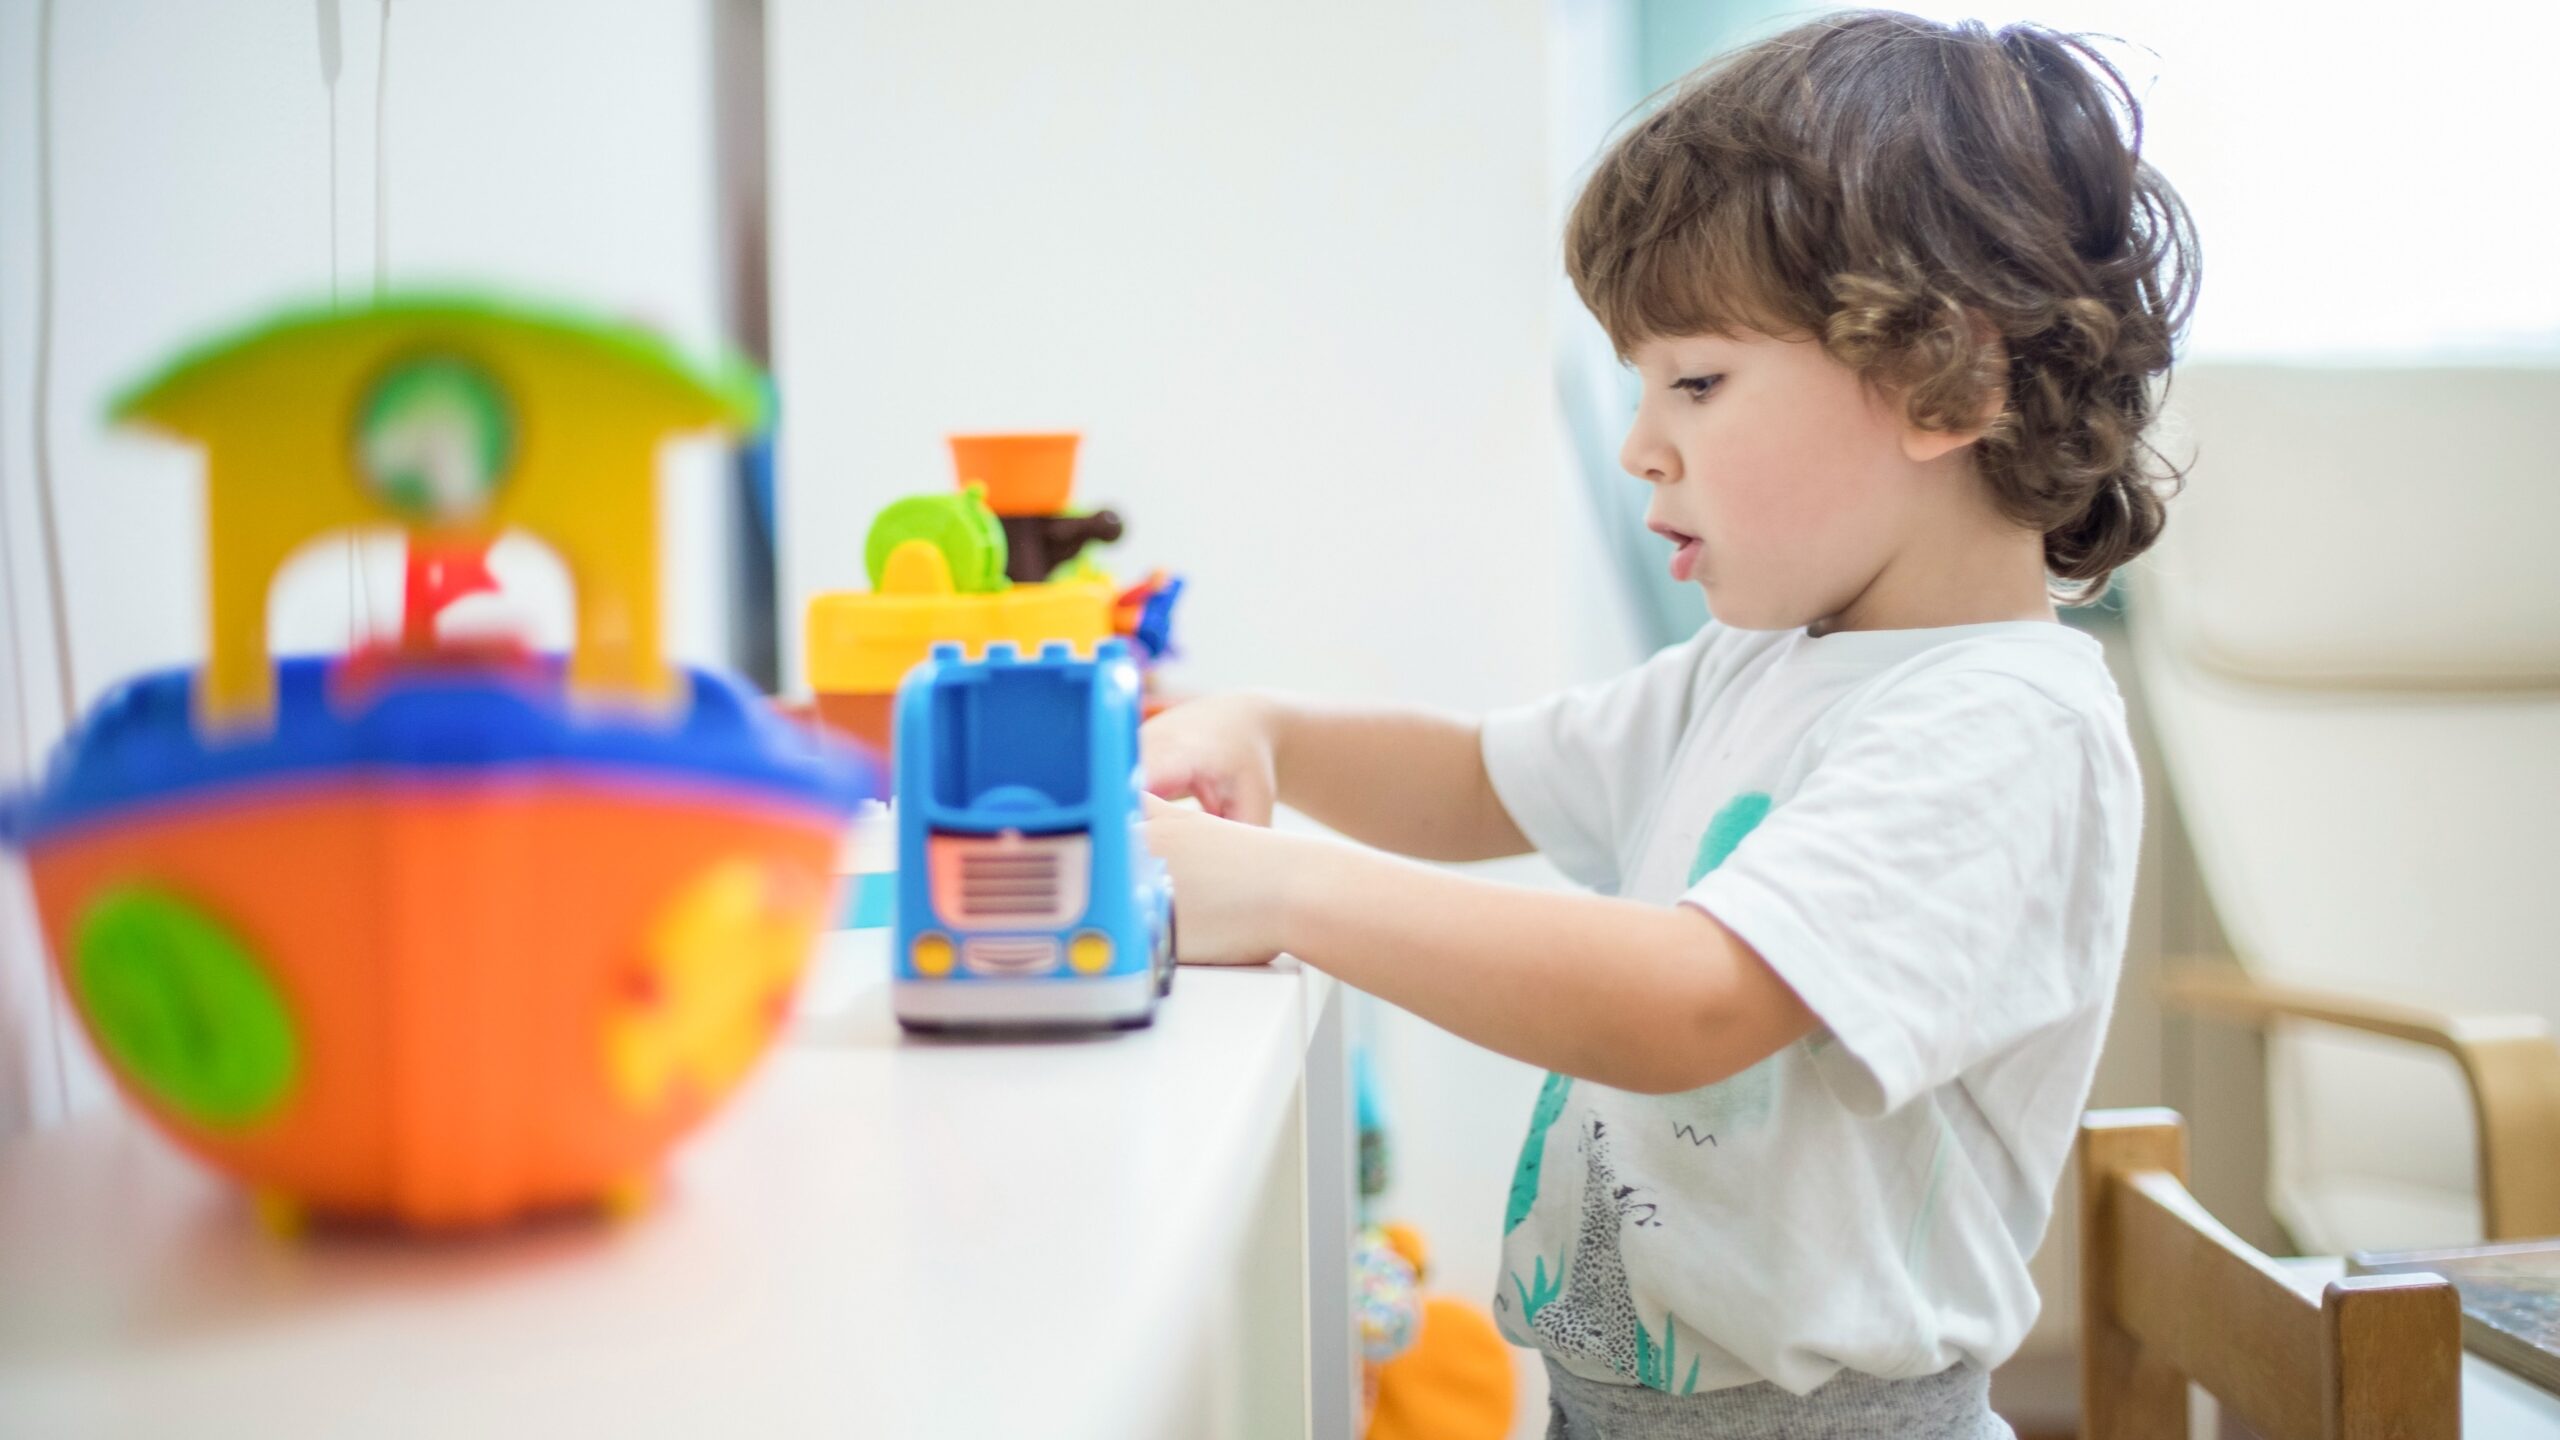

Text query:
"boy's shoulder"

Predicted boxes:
[[1693, 618, 2130, 773], [1802, 623, 2137, 803], [1854, 621, 2122, 720]]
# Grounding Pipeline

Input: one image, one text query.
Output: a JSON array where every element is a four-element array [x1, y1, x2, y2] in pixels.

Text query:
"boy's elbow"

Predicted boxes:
[[1595, 991, 1759, 1096], [1621, 911, 1816, 1095]]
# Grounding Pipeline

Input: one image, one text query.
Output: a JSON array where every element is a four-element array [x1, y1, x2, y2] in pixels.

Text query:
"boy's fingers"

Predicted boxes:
[[1141, 758, 1197, 800], [1196, 770, 1274, 828]]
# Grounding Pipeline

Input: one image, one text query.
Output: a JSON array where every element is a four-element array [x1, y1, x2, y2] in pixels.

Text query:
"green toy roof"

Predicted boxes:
[[108, 289, 769, 432]]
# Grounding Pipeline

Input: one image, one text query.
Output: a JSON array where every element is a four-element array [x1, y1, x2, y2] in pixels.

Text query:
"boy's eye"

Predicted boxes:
[[1672, 375, 1723, 401]]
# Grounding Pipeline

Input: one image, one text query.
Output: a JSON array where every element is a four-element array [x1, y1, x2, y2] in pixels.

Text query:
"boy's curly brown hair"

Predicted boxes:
[[1566, 10, 2200, 602]]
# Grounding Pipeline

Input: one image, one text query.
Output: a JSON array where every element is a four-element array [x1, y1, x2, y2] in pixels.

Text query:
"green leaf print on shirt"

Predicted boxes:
[[1510, 1250, 1568, 1324], [1688, 790, 1773, 885], [1501, 790, 1779, 1391], [1635, 1309, 1704, 1395], [1507, 791, 1772, 1240], [1667, 789, 1783, 1134], [1505, 1070, 1573, 1233]]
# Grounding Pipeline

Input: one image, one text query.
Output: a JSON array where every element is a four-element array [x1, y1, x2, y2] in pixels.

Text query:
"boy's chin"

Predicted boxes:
[[1696, 582, 1796, 632]]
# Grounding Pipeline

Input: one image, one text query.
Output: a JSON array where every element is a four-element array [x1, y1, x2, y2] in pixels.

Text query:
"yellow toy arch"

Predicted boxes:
[[110, 292, 766, 730]]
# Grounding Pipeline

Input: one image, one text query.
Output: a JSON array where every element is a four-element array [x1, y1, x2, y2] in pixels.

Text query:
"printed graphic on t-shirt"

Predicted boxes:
[[1498, 790, 1775, 1392], [1688, 792, 1772, 885], [1505, 1071, 1573, 1235], [1531, 1114, 1708, 1394], [1486, 622, 2138, 1394]]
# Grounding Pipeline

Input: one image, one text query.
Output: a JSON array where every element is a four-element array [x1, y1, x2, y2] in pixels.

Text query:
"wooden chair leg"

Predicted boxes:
[[2081, 1109, 2195, 1440], [2321, 1274, 2460, 1440]]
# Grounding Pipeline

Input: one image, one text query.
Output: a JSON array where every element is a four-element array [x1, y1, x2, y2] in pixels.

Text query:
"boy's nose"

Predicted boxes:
[[1620, 431, 1678, 486]]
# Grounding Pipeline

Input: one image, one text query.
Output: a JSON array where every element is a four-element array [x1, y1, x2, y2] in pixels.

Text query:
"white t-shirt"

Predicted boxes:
[[1479, 619, 2140, 1396]]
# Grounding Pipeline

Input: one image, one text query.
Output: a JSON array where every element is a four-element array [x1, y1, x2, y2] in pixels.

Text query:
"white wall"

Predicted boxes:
[[1895, 0, 2560, 360], [769, 0, 1585, 713], [770, 11, 1600, 1431], [0, 0, 740, 1137]]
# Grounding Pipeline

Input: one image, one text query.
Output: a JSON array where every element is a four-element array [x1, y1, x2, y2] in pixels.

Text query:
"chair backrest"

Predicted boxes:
[[2145, 364, 2560, 691], [2079, 1109, 2461, 1440], [2130, 363, 2560, 1252]]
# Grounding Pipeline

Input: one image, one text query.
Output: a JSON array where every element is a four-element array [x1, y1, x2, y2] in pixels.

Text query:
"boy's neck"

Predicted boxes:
[[1810, 500, 2058, 637]]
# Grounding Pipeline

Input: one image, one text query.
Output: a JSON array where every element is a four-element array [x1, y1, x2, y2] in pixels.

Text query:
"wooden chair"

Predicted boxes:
[[2079, 1108, 2463, 1439], [2129, 364, 2560, 1256], [2162, 971, 2560, 1244]]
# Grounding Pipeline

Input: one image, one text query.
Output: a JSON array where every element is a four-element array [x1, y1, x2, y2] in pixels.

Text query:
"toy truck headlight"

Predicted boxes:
[[912, 932, 956, 978], [1068, 931, 1113, 975]]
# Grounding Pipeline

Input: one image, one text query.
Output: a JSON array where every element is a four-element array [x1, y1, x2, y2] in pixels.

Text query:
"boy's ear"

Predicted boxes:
[[1899, 325, 2007, 464], [1903, 427, 1974, 464]]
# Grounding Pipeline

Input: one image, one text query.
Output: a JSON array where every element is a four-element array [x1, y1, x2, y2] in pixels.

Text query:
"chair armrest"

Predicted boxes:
[[2162, 965, 2560, 1241]]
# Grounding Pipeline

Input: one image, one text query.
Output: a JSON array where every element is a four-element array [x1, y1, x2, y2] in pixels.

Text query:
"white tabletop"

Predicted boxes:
[[0, 933, 1343, 1439]]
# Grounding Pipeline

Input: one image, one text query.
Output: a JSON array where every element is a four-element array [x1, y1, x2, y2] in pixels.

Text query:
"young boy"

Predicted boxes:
[[1141, 11, 2197, 1436]]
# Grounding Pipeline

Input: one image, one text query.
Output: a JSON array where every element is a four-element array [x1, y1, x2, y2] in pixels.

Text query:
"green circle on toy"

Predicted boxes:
[[357, 354, 516, 522], [865, 487, 1008, 594], [73, 887, 299, 1128]]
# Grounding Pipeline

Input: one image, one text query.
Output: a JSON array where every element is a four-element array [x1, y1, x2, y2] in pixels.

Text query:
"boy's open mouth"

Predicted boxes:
[[1648, 521, 1704, 583]]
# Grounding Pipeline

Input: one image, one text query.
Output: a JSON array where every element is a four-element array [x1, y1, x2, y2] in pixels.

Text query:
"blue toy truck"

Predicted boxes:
[[892, 639, 1176, 1032]]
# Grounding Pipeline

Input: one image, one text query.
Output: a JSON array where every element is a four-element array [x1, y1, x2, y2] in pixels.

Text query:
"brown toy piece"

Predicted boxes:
[[1000, 509, 1124, 585]]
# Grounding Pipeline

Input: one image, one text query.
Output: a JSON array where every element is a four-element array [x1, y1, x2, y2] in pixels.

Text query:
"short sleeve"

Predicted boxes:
[[1480, 631, 1718, 895], [1685, 670, 2130, 1117]]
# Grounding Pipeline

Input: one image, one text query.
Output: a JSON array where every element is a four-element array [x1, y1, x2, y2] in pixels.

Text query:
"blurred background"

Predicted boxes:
[[3, 3, 2554, 1435]]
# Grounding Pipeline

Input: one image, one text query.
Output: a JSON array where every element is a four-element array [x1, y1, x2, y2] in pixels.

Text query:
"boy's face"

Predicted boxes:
[[1619, 330, 1946, 631]]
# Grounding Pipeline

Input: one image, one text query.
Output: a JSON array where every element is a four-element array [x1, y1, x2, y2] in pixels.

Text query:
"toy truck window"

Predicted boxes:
[[929, 667, 1091, 813]]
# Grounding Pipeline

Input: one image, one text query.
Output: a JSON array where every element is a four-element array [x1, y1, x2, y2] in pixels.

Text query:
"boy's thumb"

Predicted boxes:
[[1142, 757, 1197, 802], [1205, 770, 1275, 828]]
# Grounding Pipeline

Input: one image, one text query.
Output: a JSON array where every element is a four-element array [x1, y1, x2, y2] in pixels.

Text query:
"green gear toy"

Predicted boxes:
[[865, 482, 1009, 595]]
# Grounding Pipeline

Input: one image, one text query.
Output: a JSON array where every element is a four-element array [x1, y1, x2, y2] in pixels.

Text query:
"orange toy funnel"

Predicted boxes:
[[948, 432, 1080, 516]]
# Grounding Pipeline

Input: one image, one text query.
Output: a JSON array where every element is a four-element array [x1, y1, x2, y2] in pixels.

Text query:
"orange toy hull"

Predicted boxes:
[[26, 777, 840, 1228]]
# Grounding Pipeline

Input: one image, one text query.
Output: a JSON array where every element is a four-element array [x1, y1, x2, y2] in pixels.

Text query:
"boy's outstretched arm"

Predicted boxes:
[[1142, 801, 1818, 1095], [1142, 694, 1529, 863]]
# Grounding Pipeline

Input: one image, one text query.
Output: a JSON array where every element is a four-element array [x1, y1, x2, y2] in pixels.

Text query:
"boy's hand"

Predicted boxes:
[[1139, 693, 1280, 826], [1141, 794, 1293, 966]]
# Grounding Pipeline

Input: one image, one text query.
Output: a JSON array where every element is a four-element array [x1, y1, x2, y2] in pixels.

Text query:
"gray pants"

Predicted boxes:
[[1544, 1355, 2013, 1439]]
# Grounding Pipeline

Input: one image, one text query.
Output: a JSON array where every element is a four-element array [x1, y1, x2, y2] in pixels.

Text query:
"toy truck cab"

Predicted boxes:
[[891, 638, 1175, 1031]]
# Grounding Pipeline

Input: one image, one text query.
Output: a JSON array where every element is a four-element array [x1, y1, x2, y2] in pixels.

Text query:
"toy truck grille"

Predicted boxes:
[[929, 832, 1091, 930]]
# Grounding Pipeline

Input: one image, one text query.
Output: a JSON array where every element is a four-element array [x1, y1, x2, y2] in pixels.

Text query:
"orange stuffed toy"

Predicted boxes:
[[1364, 1222, 1516, 1440]]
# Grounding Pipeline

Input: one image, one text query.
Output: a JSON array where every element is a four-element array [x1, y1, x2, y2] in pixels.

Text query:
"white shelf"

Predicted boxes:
[[0, 932, 1351, 1439]]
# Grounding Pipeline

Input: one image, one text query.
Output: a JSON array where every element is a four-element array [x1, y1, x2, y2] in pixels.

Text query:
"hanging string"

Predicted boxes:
[[29, 0, 76, 741], [375, 0, 393, 296], [0, 373, 30, 784], [23, 0, 76, 1113], [323, 0, 366, 647], [0, 158, 62, 1123], [354, 0, 397, 638]]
